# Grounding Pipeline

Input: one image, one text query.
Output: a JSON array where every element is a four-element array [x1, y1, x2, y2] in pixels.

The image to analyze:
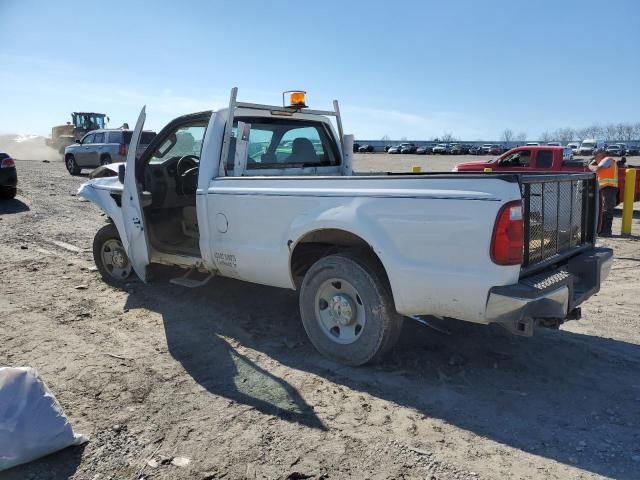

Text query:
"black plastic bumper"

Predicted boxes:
[[0, 167, 18, 190], [486, 247, 613, 335]]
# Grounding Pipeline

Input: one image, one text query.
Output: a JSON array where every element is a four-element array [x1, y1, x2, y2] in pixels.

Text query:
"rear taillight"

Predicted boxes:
[[1, 157, 15, 168], [118, 143, 127, 156], [491, 200, 524, 265]]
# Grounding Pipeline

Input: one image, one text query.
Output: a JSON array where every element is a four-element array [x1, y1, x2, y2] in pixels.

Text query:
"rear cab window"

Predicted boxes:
[[226, 117, 340, 173], [535, 150, 554, 168]]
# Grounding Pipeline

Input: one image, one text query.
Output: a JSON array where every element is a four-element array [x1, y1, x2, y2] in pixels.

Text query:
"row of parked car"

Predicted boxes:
[[355, 140, 640, 157], [355, 142, 510, 155], [606, 144, 639, 156], [558, 141, 638, 157]]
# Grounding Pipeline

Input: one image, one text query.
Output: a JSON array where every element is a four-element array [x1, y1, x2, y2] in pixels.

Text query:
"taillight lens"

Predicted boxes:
[[1, 157, 15, 168], [491, 200, 524, 265], [118, 143, 127, 156]]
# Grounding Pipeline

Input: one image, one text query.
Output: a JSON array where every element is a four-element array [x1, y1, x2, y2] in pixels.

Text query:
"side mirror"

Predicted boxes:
[[75, 139, 81, 144], [118, 164, 126, 184]]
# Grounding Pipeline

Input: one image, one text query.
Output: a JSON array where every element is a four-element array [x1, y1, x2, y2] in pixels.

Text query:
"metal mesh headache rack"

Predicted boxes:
[[520, 173, 597, 275]]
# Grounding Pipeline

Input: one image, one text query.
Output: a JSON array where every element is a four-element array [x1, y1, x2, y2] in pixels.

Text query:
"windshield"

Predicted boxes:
[[73, 113, 105, 130]]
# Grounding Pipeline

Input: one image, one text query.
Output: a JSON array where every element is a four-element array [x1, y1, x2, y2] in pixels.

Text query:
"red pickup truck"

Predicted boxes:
[[454, 146, 640, 204]]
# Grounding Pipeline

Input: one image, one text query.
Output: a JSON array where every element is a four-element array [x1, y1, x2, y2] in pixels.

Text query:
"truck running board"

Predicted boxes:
[[169, 269, 214, 288]]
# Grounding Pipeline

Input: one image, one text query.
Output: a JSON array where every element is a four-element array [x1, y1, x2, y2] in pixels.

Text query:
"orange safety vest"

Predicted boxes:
[[597, 157, 618, 188]]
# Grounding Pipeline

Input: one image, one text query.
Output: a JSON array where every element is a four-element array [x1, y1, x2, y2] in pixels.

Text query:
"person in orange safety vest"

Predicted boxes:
[[589, 150, 618, 237]]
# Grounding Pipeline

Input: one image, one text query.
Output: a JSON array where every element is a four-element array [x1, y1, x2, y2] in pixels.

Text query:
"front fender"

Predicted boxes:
[[78, 179, 128, 251]]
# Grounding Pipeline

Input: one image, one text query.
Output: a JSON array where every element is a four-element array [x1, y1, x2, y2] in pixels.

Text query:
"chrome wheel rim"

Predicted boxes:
[[315, 278, 365, 344], [101, 239, 131, 280]]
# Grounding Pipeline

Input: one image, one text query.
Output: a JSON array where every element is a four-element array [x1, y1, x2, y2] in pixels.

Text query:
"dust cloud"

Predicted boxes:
[[0, 134, 61, 161]]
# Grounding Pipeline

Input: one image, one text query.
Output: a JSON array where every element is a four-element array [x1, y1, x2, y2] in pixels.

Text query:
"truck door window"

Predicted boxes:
[[500, 150, 531, 167], [536, 150, 553, 168], [150, 123, 207, 164], [82, 133, 95, 145], [93, 132, 105, 143]]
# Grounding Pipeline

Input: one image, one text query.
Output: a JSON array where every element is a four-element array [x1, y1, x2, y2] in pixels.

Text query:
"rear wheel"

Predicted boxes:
[[65, 155, 80, 175], [100, 155, 111, 166], [299, 251, 403, 366], [93, 223, 133, 284]]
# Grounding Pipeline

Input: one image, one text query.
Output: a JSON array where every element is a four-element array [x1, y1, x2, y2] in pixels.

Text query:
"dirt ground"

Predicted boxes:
[[1, 154, 639, 480]]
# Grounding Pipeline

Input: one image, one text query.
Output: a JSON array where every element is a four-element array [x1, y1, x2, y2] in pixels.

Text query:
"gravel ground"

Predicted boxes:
[[1, 155, 639, 480]]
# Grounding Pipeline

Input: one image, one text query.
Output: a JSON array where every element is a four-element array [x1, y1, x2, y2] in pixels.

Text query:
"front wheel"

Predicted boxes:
[[93, 223, 133, 284], [299, 251, 403, 366], [65, 155, 81, 175]]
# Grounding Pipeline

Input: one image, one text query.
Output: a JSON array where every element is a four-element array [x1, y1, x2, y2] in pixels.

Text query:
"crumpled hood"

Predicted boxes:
[[78, 175, 123, 201]]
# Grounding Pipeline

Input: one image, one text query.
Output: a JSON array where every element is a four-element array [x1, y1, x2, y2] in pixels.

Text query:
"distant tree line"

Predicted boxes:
[[504, 122, 640, 144], [379, 122, 640, 144]]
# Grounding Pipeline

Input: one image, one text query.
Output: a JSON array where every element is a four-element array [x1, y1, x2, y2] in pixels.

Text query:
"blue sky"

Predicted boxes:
[[1, 0, 639, 140]]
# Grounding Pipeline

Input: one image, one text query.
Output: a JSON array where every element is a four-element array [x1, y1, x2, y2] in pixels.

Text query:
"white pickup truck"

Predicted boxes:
[[79, 89, 613, 366]]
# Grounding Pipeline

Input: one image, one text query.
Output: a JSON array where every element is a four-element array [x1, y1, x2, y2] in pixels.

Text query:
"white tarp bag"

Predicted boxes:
[[0, 367, 88, 471]]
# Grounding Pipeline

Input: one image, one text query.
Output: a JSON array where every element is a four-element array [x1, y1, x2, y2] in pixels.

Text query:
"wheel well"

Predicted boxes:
[[100, 153, 111, 160], [290, 229, 388, 287], [65, 153, 74, 160]]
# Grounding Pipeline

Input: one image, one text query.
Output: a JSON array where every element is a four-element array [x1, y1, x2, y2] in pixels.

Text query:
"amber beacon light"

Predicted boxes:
[[283, 90, 307, 108]]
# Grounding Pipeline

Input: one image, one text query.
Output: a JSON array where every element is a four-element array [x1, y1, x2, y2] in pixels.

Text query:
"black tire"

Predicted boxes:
[[299, 251, 403, 366], [93, 223, 134, 285], [65, 155, 81, 175], [100, 155, 111, 166]]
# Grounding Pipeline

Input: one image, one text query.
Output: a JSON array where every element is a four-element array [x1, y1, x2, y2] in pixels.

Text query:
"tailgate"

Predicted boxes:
[[520, 173, 597, 276]]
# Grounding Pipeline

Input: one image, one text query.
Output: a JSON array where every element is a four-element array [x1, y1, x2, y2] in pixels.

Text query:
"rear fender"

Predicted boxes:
[[286, 200, 396, 293]]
